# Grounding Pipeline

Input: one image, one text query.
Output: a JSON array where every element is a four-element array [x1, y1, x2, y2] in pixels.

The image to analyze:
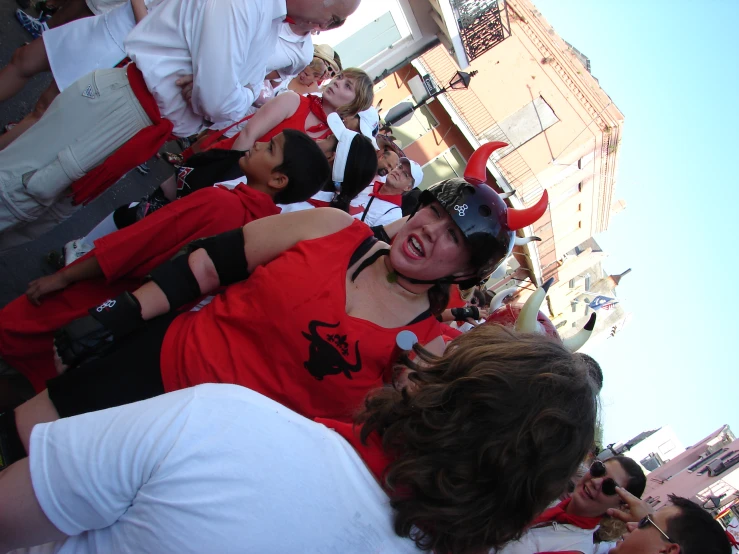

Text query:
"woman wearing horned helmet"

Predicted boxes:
[[0, 144, 550, 471]]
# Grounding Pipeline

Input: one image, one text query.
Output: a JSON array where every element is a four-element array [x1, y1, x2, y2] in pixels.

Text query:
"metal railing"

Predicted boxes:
[[450, 0, 511, 61]]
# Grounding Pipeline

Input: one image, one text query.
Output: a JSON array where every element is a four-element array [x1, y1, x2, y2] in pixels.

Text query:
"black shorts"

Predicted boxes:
[[47, 313, 179, 418]]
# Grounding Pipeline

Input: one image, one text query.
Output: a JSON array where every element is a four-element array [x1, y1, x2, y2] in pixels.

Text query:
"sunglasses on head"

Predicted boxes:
[[589, 460, 618, 496], [638, 514, 673, 542]]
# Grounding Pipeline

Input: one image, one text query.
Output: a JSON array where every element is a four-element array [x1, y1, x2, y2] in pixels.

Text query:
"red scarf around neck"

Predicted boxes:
[[305, 94, 329, 134], [307, 197, 364, 216], [368, 181, 403, 206], [531, 498, 602, 530]]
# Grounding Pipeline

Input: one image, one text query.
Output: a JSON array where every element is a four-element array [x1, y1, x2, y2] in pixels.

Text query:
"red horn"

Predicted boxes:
[[463, 141, 508, 185], [506, 189, 549, 230]]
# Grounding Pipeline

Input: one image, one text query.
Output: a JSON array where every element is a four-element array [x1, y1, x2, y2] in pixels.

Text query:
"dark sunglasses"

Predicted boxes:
[[589, 460, 618, 496], [638, 515, 673, 542]]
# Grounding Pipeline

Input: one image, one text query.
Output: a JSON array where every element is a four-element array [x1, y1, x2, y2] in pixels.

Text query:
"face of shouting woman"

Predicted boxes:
[[389, 201, 474, 285]]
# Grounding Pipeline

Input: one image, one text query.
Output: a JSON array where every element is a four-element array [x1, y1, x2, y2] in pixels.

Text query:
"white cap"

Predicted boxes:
[[327, 112, 359, 186], [357, 106, 380, 149], [400, 157, 424, 188]]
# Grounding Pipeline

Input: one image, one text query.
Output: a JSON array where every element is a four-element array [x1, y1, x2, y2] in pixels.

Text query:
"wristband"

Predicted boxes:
[[450, 306, 479, 322]]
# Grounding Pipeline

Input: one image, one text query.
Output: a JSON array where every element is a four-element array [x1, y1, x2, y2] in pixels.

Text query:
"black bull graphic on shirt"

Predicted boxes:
[[302, 320, 362, 380]]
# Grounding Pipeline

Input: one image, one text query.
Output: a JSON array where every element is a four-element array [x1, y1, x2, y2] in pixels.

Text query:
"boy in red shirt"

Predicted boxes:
[[0, 130, 330, 394]]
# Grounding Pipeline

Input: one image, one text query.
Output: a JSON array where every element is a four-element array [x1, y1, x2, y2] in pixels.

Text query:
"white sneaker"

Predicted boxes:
[[63, 239, 93, 266]]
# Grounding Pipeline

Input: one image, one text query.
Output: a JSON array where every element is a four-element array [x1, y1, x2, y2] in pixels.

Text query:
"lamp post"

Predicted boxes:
[[384, 70, 478, 127]]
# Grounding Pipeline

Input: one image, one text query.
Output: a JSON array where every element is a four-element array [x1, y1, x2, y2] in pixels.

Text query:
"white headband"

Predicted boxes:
[[327, 112, 359, 186]]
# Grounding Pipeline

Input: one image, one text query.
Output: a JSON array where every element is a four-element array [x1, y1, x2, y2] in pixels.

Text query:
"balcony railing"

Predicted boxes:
[[451, 0, 511, 61]]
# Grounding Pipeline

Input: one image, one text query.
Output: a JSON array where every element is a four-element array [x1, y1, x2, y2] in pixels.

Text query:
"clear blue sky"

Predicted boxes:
[[532, 0, 739, 448]]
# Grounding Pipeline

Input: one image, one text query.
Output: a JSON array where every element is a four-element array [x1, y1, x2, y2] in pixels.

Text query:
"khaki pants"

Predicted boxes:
[[0, 67, 152, 252]]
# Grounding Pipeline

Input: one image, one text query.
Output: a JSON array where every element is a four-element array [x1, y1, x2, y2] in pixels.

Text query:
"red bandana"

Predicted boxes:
[[314, 418, 393, 484], [305, 94, 329, 135], [368, 181, 404, 207], [307, 197, 364, 216], [531, 498, 602, 530]]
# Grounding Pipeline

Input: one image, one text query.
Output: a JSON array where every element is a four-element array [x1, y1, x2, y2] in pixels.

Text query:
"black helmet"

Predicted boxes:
[[419, 179, 512, 288], [413, 142, 550, 288]]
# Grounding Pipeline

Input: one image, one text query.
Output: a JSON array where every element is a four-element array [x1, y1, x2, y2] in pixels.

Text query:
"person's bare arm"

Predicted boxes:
[[130, 0, 147, 23], [0, 458, 66, 552], [26, 256, 104, 305], [231, 91, 301, 151], [133, 208, 355, 320], [382, 216, 408, 241]]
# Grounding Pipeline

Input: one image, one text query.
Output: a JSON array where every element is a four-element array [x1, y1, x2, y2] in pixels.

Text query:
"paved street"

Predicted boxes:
[[0, 0, 174, 307]]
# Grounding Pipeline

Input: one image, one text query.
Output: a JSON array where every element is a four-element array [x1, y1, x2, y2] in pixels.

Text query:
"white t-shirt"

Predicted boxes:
[[272, 23, 313, 81], [351, 185, 403, 227], [24, 384, 422, 554], [493, 522, 596, 554], [125, 0, 286, 136], [278, 190, 334, 213]]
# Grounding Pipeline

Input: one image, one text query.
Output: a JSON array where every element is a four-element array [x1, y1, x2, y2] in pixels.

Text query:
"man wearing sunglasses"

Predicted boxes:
[[496, 456, 646, 553], [607, 488, 731, 554]]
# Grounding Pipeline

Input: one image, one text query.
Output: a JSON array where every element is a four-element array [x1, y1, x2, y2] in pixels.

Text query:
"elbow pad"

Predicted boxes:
[[188, 228, 248, 286], [149, 228, 249, 311]]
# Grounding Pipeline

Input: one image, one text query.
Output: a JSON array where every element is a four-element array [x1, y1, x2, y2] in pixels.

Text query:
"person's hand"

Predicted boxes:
[[26, 272, 70, 306], [176, 75, 194, 106], [606, 486, 652, 523]]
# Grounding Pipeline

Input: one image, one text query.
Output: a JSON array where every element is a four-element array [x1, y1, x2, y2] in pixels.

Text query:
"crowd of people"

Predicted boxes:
[[0, 0, 733, 552]]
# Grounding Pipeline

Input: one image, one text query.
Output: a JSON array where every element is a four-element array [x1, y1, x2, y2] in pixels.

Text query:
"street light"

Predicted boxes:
[[384, 70, 478, 127]]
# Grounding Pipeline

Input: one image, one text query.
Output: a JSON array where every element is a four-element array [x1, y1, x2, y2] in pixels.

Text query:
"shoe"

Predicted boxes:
[[163, 152, 184, 166], [15, 9, 49, 39], [135, 193, 169, 221], [135, 162, 150, 175], [45, 250, 64, 270], [63, 239, 92, 266]]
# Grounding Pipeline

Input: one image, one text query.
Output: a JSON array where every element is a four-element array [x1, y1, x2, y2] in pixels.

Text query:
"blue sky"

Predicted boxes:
[[532, 0, 739, 448]]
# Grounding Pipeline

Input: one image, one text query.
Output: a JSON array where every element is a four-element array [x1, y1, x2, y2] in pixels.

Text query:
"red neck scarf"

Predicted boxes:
[[307, 197, 365, 216], [531, 498, 602, 530], [305, 94, 329, 134], [314, 418, 393, 484], [368, 181, 403, 207]]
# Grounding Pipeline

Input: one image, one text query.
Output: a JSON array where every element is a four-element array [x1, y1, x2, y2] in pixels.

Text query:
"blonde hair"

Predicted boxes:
[[307, 57, 328, 78], [326, 68, 374, 118]]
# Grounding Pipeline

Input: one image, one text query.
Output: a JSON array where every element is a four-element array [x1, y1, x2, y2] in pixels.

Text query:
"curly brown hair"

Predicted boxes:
[[357, 325, 599, 554]]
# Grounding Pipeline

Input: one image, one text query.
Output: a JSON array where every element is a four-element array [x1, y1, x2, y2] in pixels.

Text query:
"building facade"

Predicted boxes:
[[639, 426, 739, 526], [324, 0, 627, 345]]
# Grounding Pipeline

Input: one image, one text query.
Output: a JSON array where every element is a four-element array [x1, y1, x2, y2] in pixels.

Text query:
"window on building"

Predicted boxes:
[[640, 452, 664, 472], [333, 11, 402, 68], [551, 181, 583, 208], [497, 96, 559, 149], [659, 439, 677, 457], [386, 97, 439, 148], [568, 273, 591, 293], [420, 147, 465, 190]]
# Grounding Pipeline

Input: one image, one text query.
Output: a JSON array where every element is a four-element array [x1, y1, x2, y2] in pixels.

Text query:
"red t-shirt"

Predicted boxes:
[[0, 185, 278, 392], [207, 95, 316, 151], [160, 220, 441, 421]]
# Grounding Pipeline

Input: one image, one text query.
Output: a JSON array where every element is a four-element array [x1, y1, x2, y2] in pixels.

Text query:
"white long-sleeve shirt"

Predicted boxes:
[[125, 0, 286, 136], [272, 23, 313, 80]]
